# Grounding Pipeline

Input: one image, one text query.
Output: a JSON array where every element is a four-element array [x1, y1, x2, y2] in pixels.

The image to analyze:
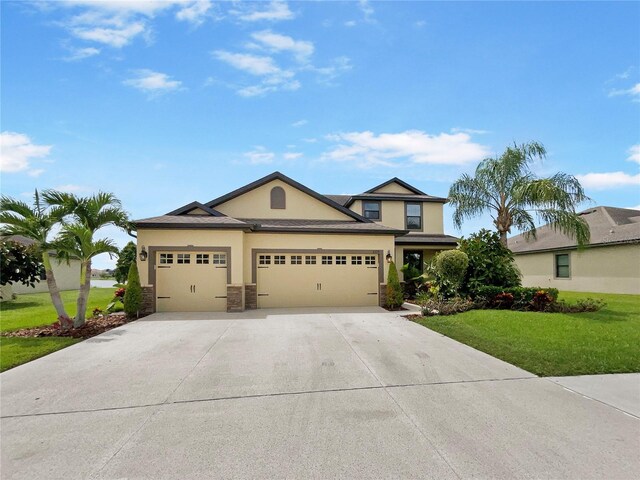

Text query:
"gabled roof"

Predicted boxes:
[[508, 206, 640, 254], [166, 201, 225, 217], [135, 215, 251, 229], [364, 177, 427, 195], [206, 171, 372, 223]]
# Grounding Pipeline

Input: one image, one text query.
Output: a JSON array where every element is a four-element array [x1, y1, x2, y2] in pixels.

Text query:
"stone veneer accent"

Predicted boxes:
[[379, 283, 387, 308], [227, 285, 243, 313], [245, 284, 257, 310], [141, 286, 155, 315]]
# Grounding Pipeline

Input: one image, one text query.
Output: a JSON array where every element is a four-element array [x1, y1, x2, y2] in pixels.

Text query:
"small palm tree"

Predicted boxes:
[[56, 224, 119, 327], [449, 141, 591, 247], [0, 191, 72, 323], [44, 191, 130, 328]]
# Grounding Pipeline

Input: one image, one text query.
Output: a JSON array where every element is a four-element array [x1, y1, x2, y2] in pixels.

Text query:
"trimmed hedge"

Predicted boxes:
[[473, 286, 559, 311]]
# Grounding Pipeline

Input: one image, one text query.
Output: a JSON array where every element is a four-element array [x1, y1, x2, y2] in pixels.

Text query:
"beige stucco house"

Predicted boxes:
[[135, 172, 457, 312], [508, 206, 640, 295], [1, 235, 82, 296]]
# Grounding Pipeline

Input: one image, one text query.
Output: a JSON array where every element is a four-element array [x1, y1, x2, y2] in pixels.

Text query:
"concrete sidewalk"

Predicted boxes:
[[2, 309, 639, 479]]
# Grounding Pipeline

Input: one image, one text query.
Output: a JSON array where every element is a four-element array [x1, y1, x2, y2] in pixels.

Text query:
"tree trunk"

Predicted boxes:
[[42, 252, 72, 327], [74, 259, 92, 328], [499, 230, 509, 248]]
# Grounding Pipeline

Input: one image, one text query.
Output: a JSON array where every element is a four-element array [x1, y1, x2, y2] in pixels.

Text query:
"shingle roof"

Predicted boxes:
[[508, 206, 640, 254], [134, 215, 250, 229], [347, 193, 448, 204], [239, 218, 407, 235], [2, 234, 37, 246], [364, 177, 427, 195], [323, 195, 352, 206]]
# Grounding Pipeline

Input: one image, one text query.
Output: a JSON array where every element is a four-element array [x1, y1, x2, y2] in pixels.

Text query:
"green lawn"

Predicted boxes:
[[0, 288, 116, 372], [414, 291, 640, 376]]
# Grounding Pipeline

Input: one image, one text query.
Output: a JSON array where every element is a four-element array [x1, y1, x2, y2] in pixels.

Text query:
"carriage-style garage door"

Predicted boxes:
[[256, 252, 381, 308], [155, 250, 228, 312]]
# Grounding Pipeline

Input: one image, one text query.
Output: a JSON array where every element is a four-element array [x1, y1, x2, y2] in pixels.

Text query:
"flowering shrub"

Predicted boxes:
[[531, 290, 554, 311], [92, 307, 103, 317], [114, 287, 126, 298], [107, 287, 126, 312], [494, 292, 514, 309]]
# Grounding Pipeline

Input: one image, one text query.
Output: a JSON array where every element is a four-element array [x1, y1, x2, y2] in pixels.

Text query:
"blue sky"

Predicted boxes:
[[2, 1, 639, 269]]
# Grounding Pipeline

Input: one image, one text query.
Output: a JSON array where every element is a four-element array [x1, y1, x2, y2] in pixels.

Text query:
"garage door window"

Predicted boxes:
[[213, 254, 226, 265], [291, 255, 302, 265], [305, 255, 316, 265], [336, 255, 347, 265], [274, 255, 286, 265], [351, 255, 362, 265], [160, 253, 173, 264], [322, 255, 333, 265], [177, 254, 191, 264], [365, 255, 376, 265], [259, 255, 271, 265], [196, 254, 209, 264]]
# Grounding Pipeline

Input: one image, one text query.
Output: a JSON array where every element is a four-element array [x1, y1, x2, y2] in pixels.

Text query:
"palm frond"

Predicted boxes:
[[535, 209, 591, 247]]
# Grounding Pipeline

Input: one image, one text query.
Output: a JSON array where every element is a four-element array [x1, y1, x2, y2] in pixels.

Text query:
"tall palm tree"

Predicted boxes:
[[449, 141, 591, 247], [44, 191, 130, 328], [0, 191, 72, 323]]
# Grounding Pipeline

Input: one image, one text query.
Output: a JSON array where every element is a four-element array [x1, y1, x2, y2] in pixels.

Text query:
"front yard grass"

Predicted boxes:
[[414, 291, 640, 377], [0, 288, 116, 372]]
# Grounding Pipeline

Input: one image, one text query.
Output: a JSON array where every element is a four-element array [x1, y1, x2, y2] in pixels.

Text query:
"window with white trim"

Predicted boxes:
[[274, 255, 286, 265], [335, 255, 347, 265], [321, 255, 333, 265], [159, 253, 173, 264], [259, 255, 271, 265], [363, 201, 381, 220], [196, 254, 209, 264], [177, 253, 191, 264], [291, 255, 302, 265], [365, 255, 376, 265], [351, 255, 362, 265], [305, 255, 316, 265], [213, 253, 226, 265]]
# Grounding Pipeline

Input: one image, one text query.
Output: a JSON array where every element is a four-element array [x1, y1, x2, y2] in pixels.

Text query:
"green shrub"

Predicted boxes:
[[459, 229, 521, 294], [549, 298, 606, 313], [123, 262, 142, 318], [430, 249, 469, 299], [401, 263, 427, 299], [418, 297, 475, 316], [474, 286, 559, 311], [385, 261, 404, 309]]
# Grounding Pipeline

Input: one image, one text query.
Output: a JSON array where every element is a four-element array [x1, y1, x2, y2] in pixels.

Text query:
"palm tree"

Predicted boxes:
[[56, 223, 119, 327], [0, 191, 72, 323], [449, 141, 591, 247], [44, 191, 130, 328]]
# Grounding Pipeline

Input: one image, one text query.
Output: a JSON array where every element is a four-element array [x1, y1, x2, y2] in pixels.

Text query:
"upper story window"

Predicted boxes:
[[406, 202, 422, 230], [270, 186, 286, 209], [363, 201, 381, 220]]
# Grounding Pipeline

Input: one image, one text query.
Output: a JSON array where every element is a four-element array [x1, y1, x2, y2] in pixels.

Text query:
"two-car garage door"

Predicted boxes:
[[256, 252, 380, 308]]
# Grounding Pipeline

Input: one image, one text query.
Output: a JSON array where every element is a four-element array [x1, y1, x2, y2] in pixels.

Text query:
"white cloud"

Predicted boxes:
[[608, 82, 640, 102], [175, 1, 212, 25], [303, 138, 317, 143], [627, 204, 640, 211], [233, 1, 294, 22], [27, 169, 46, 177], [323, 130, 492, 168], [0, 132, 52, 174], [63, 46, 101, 61], [627, 144, 640, 164], [415, 20, 426, 28], [291, 119, 308, 127], [283, 152, 303, 160], [54, 184, 92, 193], [358, 0, 375, 22], [451, 127, 491, 135], [71, 22, 145, 47], [250, 30, 314, 63], [213, 50, 298, 96], [307, 56, 352, 84], [576, 171, 640, 190], [123, 69, 182, 95], [244, 146, 275, 164], [344, 21, 356, 27]]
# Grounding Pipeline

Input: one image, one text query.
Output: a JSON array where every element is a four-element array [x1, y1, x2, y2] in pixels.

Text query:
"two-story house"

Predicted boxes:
[[135, 172, 457, 313]]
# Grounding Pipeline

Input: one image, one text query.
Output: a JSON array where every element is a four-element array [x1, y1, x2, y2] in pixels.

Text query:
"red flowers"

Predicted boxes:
[[114, 287, 126, 298]]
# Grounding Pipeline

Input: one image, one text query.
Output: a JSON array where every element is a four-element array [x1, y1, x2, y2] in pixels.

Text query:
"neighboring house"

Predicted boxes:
[[508, 206, 640, 295], [135, 172, 457, 312], [1, 235, 82, 295]]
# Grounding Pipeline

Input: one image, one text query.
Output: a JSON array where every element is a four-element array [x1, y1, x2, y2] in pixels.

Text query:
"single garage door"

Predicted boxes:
[[256, 252, 380, 308], [155, 251, 227, 312]]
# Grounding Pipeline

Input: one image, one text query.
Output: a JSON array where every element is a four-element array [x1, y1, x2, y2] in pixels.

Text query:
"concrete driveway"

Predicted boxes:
[[1, 308, 638, 479]]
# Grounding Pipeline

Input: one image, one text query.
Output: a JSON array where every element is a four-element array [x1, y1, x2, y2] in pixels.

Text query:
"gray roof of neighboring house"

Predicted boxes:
[[394, 233, 459, 245], [2, 234, 37, 246], [508, 206, 640, 254]]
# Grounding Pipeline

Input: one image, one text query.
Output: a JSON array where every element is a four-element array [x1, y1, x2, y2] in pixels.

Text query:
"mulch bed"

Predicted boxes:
[[2, 313, 135, 339]]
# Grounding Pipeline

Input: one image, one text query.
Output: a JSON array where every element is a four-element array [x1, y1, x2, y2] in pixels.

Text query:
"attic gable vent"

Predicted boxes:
[[271, 186, 286, 209]]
